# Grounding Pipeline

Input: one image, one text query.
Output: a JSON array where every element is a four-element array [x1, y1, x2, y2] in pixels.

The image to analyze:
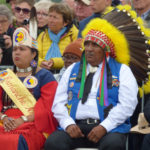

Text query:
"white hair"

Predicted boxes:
[[0, 4, 13, 23], [34, 0, 54, 12]]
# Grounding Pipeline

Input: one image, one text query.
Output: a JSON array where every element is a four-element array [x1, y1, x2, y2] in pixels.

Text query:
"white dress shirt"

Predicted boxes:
[[52, 62, 138, 132]]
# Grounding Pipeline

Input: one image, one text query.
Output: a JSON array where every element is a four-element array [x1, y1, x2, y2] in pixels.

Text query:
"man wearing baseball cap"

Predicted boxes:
[[74, 0, 92, 22], [78, 0, 112, 38]]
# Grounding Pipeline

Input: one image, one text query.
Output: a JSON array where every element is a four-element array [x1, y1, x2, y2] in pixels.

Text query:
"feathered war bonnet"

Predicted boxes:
[[78, 5, 150, 104]]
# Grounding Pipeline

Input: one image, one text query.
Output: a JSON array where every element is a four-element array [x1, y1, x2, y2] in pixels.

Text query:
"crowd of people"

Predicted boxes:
[[0, 0, 150, 150]]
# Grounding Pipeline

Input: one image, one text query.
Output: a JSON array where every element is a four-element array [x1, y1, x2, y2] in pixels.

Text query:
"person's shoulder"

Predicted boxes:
[[79, 14, 96, 25], [63, 63, 77, 76], [69, 24, 78, 32], [36, 68, 55, 81], [119, 63, 135, 76], [35, 68, 57, 87], [38, 68, 52, 75], [109, 58, 131, 73], [145, 13, 150, 27], [38, 68, 49, 74], [66, 63, 76, 72], [120, 63, 130, 70], [67, 62, 80, 75], [7, 24, 15, 36], [37, 29, 48, 40], [78, 14, 99, 38], [65, 24, 79, 39]]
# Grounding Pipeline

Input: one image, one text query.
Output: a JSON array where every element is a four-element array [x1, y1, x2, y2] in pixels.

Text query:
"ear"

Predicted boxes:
[[63, 21, 68, 27]]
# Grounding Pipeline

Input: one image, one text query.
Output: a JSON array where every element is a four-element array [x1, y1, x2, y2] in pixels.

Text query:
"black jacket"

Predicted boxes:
[[0, 25, 14, 66], [144, 94, 150, 123]]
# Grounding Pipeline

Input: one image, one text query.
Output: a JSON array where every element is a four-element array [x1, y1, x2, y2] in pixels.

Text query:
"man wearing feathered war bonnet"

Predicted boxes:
[[45, 5, 150, 150]]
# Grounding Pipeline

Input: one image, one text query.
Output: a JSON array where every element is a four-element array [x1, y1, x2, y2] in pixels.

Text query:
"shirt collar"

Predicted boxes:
[[87, 56, 110, 73]]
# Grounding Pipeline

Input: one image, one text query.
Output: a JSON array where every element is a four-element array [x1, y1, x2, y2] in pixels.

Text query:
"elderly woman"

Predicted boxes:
[[0, 4, 14, 69], [37, 3, 78, 74], [13, 0, 34, 28], [0, 27, 58, 150], [35, 0, 54, 36]]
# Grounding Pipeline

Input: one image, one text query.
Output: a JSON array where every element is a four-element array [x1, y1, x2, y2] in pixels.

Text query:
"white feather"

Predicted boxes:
[[29, 17, 38, 40]]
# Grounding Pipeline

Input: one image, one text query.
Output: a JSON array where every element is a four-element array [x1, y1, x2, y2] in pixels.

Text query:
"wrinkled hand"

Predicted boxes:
[[87, 125, 107, 143], [66, 124, 84, 138], [3, 117, 16, 132], [40, 60, 54, 70], [3, 117, 24, 132], [3, 35, 12, 49]]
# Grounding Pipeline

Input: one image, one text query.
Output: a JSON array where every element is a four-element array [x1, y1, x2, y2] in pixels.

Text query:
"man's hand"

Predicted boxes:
[[87, 125, 107, 143], [66, 124, 84, 138]]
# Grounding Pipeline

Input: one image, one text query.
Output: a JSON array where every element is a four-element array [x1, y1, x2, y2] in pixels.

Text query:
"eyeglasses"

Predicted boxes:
[[37, 12, 48, 18], [15, 7, 31, 14], [62, 55, 80, 61]]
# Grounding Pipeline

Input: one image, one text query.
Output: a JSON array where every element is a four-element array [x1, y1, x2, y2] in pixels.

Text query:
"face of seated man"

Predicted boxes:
[[84, 41, 105, 67]]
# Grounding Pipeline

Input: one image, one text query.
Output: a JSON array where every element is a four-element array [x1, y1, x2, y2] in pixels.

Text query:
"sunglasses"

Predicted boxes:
[[15, 7, 31, 14]]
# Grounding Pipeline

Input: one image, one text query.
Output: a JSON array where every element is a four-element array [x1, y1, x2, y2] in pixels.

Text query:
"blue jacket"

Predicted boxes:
[[78, 13, 101, 38], [66, 58, 131, 133]]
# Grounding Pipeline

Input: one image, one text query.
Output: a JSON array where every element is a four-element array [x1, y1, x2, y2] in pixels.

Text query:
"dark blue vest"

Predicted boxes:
[[67, 58, 131, 133]]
